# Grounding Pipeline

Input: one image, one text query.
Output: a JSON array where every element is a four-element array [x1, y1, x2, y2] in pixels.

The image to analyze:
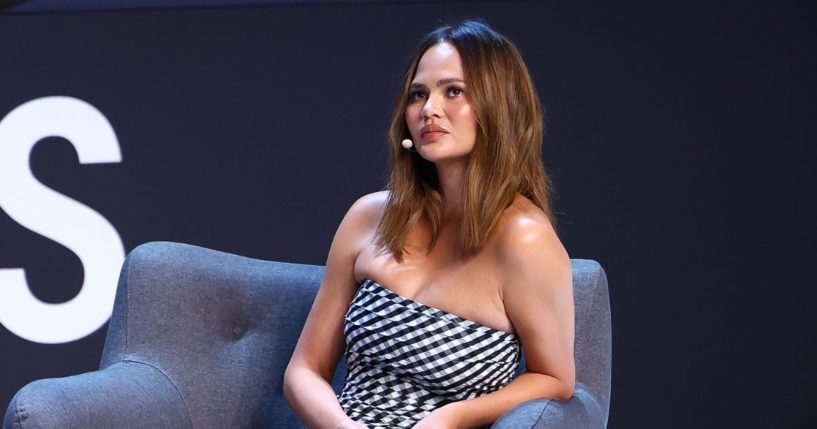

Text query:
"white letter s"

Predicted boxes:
[[0, 96, 125, 344]]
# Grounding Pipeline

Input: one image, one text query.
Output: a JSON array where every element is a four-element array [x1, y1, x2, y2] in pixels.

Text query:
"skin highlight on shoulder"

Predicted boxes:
[[496, 195, 557, 251], [490, 195, 569, 297]]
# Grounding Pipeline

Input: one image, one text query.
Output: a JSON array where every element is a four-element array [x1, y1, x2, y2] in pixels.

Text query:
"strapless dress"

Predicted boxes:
[[337, 279, 521, 428]]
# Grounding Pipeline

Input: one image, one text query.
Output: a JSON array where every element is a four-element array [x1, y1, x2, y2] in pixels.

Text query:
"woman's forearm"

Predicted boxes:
[[447, 372, 574, 428], [283, 364, 357, 429]]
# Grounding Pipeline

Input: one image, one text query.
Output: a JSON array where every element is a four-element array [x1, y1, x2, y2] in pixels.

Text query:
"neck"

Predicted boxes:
[[435, 158, 468, 221]]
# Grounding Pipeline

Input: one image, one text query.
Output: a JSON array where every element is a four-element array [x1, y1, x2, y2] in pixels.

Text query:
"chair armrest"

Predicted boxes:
[[3, 362, 191, 429], [491, 384, 606, 429]]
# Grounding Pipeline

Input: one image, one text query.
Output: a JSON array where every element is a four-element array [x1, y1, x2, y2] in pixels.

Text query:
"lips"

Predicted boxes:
[[420, 124, 449, 139]]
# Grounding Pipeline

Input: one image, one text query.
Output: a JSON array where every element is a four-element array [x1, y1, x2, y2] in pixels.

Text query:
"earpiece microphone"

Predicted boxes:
[[401, 139, 413, 149]]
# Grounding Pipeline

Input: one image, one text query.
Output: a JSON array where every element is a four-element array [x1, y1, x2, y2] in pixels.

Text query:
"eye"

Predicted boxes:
[[408, 90, 427, 102], [447, 86, 464, 97]]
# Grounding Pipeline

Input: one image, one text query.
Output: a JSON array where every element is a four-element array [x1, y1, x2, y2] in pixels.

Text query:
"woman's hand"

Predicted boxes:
[[411, 403, 464, 429]]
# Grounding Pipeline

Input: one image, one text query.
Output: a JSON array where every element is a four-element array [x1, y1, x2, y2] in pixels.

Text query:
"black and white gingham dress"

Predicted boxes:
[[338, 279, 521, 427]]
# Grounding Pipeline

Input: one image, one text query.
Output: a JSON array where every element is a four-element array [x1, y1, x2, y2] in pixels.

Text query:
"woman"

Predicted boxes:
[[284, 19, 574, 428]]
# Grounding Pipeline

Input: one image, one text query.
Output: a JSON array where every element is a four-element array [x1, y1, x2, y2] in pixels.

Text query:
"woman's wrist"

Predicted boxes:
[[334, 417, 365, 429], [437, 402, 469, 428], [442, 400, 487, 428]]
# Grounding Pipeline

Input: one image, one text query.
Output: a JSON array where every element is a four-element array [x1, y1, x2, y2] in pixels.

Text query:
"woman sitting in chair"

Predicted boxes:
[[284, 19, 574, 429]]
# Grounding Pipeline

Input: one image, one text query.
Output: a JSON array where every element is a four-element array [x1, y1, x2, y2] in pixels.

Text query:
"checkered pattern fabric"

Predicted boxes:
[[337, 279, 521, 427]]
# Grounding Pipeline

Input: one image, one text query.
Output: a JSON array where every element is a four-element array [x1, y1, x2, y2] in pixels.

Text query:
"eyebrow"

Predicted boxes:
[[409, 78, 465, 88]]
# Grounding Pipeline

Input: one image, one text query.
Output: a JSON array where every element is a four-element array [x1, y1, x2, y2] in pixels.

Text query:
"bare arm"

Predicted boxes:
[[283, 192, 386, 429], [415, 214, 575, 428]]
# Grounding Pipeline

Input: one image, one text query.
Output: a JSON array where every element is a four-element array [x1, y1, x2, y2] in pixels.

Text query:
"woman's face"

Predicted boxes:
[[405, 42, 477, 165]]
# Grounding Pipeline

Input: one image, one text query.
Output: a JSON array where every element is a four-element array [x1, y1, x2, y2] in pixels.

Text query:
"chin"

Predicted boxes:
[[418, 148, 470, 165]]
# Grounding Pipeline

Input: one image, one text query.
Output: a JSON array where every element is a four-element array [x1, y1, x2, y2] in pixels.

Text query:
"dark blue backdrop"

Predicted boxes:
[[1, 1, 815, 427]]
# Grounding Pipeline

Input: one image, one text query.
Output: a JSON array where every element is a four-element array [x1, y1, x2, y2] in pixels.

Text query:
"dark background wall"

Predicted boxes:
[[1, 1, 815, 427]]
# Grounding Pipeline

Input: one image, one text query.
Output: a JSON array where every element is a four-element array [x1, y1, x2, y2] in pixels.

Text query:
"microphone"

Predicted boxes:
[[401, 139, 413, 149]]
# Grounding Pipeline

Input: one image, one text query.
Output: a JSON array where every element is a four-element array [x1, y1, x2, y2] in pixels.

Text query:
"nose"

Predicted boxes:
[[421, 93, 442, 120]]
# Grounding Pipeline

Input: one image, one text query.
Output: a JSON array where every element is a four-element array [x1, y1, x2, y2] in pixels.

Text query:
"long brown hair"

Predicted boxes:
[[376, 19, 554, 261]]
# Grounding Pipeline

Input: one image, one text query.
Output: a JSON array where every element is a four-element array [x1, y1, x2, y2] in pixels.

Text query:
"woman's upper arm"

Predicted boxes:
[[288, 191, 387, 380], [499, 216, 576, 398]]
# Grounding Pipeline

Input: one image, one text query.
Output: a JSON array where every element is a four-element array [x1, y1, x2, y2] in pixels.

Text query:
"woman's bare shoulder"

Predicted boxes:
[[347, 190, 389, 220], [492, 195, 569, 281], [495, 195, 558, 248], [324, 191, 390, 280], [340, 190, 390, 232], [353, 190, 390, 207]]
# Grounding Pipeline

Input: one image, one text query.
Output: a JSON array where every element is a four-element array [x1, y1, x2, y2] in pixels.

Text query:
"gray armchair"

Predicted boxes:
[[4, 241, 611, 428]]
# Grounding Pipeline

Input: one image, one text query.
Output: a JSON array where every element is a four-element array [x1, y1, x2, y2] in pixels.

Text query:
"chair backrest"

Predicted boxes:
[[101, 242, 328, 428], [566, 260, 612, 421]]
